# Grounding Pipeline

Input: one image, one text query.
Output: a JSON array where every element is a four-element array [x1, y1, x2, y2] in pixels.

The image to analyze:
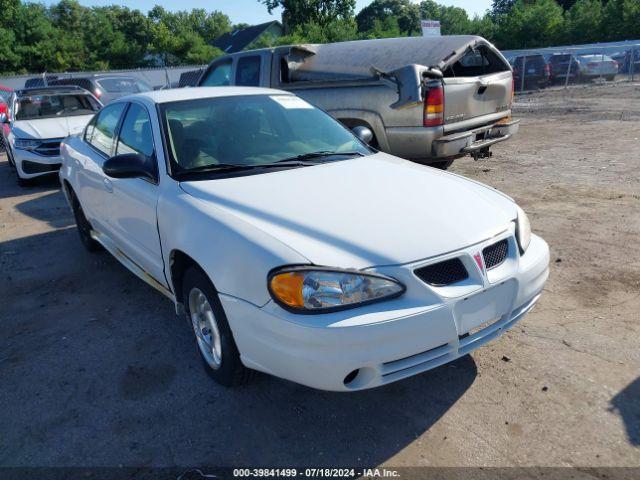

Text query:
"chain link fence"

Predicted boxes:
[[502, 40, 640, 93]]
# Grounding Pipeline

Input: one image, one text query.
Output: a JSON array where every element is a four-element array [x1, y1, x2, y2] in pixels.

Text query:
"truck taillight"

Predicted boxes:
[[423, 84, 443, 127]]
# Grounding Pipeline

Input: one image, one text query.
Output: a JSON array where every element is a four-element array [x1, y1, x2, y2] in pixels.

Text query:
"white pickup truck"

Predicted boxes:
[[197, 35, 519, 169], [60, 87, 548, 391]]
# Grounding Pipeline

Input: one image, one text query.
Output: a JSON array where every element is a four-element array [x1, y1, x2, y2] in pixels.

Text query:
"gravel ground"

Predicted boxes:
[[0, 84, 638, 472]]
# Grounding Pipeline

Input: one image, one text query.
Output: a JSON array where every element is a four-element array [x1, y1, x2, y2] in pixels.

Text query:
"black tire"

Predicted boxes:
[[16, 170, 32, 187], [606, 75, 616, 82], [429, 159, 454, 170], [69, 189, 101, 252], [7, 148, 31, 186], [5, 146, 15, 168], [182, 267, 251, 387]]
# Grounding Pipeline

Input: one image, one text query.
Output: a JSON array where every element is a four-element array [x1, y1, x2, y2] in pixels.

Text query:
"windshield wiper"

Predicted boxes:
[[277, 151, 365, 163], [174, 161, 314, 178]]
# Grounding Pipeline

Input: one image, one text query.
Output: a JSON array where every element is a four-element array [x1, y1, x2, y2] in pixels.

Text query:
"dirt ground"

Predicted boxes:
[[1, 84, 639, 472]]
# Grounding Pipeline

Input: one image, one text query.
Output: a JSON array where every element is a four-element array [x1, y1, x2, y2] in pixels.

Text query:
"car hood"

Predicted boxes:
[[180, 153, 518, 268], [12, 115, 93, 140]]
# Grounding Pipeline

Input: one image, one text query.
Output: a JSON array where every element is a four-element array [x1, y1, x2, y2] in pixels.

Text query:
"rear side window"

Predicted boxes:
[[444, 46, 510, 77], [236, 56, 261, 86], [116, 103, 154, 158], [201, 60, 232, 86], [85, 103, 126, 156]]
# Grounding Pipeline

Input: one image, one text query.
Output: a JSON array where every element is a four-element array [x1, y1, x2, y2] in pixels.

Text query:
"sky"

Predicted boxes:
[[40, 0, 493, 25]]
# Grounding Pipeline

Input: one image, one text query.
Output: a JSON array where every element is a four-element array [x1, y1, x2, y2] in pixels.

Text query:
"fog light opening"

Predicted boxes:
[[343, 369, 360, 386]]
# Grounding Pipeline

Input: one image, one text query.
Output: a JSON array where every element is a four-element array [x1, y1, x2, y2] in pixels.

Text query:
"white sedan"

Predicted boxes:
[[1, 86, 102, 186], [60, 87, 549, 391]]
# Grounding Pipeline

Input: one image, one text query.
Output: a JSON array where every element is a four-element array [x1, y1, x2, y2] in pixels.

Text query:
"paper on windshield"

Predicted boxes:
[[270, 95, 314, 109]]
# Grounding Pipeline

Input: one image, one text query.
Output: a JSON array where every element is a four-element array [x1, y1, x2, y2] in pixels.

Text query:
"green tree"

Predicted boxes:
[[419, 1, 471, 35], [356, 0, 420, 36], [564, 0, 603, 44], [260, 0, 356, 32], [492, 0, 564, 49], [602, 0, 640, 41]]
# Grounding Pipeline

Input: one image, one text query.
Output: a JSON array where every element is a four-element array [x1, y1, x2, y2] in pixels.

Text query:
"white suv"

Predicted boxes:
[[1, 86, 101, 186]]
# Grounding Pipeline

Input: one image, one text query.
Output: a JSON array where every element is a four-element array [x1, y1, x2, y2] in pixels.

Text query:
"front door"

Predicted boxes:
[[105, 102, 165, 286]]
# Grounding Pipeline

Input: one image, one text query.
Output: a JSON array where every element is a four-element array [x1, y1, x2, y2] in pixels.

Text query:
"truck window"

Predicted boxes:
[[444, 46, 509, 77], [236, 56, 261, 87], [201, 60, 232, 87]]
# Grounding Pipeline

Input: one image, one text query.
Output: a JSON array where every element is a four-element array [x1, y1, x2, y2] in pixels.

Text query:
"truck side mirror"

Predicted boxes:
[[352, 126, 374, 145]]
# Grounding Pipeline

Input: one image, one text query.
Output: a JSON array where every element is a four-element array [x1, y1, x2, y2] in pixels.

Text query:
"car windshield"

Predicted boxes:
[[0, 90, 10, 102], [97, 78, 152, 94], [15, 93, 101, 120], [161, 94, 370, 174]]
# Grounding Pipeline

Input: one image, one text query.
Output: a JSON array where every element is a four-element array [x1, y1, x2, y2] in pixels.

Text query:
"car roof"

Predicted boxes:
[[123, 86, 292, 105], [15, 86, 91, 96]]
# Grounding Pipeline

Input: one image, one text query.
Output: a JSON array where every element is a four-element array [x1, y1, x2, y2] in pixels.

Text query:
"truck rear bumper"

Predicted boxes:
[[433, 119, 520, 158], [385, 118, 519, 162]]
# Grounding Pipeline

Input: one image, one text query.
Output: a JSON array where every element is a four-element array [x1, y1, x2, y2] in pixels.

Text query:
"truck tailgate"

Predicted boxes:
[[443, 71, 512, 128]]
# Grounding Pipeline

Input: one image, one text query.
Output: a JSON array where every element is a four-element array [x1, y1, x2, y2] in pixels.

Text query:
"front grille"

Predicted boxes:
[[483, 239, 509, 270], [22, 161, 61, 174], [414, 258, 468, 286], [34, 139, 62, 157]]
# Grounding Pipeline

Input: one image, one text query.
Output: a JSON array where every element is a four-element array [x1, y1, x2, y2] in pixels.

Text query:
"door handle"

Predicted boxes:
[[103, 178, 113, 193]]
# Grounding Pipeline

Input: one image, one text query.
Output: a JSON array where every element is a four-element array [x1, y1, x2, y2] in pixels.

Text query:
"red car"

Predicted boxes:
[[0, 84, 13, 148]]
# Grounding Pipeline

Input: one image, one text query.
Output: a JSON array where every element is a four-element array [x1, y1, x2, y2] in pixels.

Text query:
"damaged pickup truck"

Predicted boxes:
[[197, 35, 519, 169]]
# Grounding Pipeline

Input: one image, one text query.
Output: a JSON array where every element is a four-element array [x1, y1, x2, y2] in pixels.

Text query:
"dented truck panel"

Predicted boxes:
[[198, 35, 518, 164]]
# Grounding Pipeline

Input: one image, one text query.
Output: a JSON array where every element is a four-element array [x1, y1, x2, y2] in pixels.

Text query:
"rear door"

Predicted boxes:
[[442, 47, 512, 129], [77, 102, 127, 233]]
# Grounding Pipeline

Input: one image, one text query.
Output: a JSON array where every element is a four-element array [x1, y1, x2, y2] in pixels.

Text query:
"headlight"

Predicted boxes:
[[14, 138, 41, 150], [268, 267, 405, 313], [515, 205, 531, 254]]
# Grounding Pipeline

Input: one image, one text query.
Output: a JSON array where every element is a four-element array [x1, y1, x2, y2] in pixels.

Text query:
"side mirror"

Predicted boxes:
[[103, 153, 155, 181], [0, 112, 8, 124], [352, 125, 374, 145]]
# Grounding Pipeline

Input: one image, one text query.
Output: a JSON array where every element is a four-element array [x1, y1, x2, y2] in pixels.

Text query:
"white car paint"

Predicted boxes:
[[60, 87, 550, 391], [6, 115, 96, 180]]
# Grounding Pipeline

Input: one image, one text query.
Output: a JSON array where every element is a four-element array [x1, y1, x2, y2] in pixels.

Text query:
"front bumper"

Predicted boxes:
[[222, 232, 549, 391], [13, 147, 62, 179]]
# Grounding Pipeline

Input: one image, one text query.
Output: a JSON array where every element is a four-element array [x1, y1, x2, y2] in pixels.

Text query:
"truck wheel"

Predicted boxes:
[[182, 267, 251, 387], [70, 190, 102, 252], [429, 160, 454, 170]]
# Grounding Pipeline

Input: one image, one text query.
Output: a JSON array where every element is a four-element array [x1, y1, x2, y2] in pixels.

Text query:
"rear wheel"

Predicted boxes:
[[69, 189, 101, 252], [182, 267, 251, 387]]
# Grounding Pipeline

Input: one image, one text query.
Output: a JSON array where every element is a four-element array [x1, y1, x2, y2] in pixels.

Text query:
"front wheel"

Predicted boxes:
[[182, 267, 251, 387]]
